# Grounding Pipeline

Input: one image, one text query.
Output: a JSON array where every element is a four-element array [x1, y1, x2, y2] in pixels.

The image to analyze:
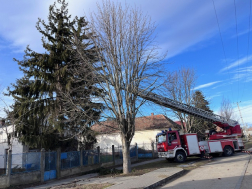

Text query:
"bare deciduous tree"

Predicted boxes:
[[163, 67, 196, 133], [68, 0, 164, 174], [219, 98, 234, 121]]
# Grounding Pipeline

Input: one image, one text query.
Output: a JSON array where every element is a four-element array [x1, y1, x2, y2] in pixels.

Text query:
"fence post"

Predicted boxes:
[[151, 142, 154, 158], [40, 148, 45, 183], [6, 149, 12, 187], [135, 143, 138, 160], [80, 149, 83, 167], [97, 146, 100, 164], [112, 145, 115, 165], [56, 148, 61, 179]]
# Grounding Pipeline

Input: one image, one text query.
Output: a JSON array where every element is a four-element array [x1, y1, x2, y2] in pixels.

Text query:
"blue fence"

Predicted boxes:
[[4, 143, 144, 175], [137, 143, 154, 158], [61, 151, 80, 169], [0, 154, 6, 176], [11, 152, 41, 174], [100, 147, 113, 163], [114, 146, 122, 160], [45, 151, 57, 171], [130, 145, 137, 157], [83, 150, 99, 166], [117, 145, 137, 159]]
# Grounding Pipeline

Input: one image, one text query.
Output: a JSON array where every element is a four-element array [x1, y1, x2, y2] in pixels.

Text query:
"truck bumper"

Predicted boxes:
[[158, 151, 175, 158]]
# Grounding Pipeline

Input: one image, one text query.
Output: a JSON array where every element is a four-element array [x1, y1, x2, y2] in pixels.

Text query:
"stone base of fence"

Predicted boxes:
[[10, 171, 41, 186], [60, 156, 138, 179], [60, 164, 101, 178], [0, 175, 7, 188]]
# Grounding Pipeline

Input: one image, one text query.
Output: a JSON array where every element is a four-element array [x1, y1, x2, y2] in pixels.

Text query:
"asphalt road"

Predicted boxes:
[[158, 153, 252, 189]]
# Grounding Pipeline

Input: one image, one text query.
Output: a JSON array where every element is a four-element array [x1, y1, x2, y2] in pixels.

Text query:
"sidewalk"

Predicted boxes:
[[28, 158, 184, 189], [77, 167, 183, 189]]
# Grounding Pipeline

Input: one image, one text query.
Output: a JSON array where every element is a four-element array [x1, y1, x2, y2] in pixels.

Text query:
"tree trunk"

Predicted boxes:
[[121, 135, 131, 174]]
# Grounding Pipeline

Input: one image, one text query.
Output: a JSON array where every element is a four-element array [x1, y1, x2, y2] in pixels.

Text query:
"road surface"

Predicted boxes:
[[159, 153, 252, 189]]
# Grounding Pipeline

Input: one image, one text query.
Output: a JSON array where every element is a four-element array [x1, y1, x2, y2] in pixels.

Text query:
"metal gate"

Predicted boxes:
[[44, 151, 57, 181]]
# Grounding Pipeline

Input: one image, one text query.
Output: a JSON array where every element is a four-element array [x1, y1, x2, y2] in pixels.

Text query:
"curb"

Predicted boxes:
[[144, 169, 188, 189]]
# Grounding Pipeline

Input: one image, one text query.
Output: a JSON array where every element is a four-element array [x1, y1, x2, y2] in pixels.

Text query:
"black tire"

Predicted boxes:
[[166, 158, 174, 162], [175, 151, 186, 163], [223, 146, 234, 156]]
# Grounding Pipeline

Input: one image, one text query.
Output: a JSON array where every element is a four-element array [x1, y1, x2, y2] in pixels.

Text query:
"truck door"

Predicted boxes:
[[168, 132, 179, 149]]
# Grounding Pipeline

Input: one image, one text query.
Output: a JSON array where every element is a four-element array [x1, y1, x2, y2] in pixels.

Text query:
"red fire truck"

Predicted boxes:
[[156, 127, 243, 162], [137, 90, 244, 163]]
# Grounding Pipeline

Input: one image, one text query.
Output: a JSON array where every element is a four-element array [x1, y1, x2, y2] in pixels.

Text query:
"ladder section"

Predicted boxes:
[[138, 90, 238, 127]]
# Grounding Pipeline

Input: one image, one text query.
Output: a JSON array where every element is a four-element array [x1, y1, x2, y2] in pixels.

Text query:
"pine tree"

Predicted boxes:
[[191, 90, 215, 139], [7, 0, 103, 150]]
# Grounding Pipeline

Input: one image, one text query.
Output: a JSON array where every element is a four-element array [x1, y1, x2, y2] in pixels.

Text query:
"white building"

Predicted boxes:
[[91, 113, 180, 149], [0, 119, 29, 169]]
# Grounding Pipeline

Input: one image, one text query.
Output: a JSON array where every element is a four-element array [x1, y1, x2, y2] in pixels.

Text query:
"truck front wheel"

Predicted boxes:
[[175, 151, 186, 163], [223, 146, 234, 156]]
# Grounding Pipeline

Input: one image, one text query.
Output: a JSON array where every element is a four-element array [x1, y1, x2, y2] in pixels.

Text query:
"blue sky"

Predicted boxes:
[[0, 0, 251, 127]]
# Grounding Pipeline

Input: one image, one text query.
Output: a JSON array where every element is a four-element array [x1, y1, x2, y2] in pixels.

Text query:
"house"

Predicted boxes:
[[0, 118, 29, 170], [91, 113, 180, 149], [245, 127, 252, 136]]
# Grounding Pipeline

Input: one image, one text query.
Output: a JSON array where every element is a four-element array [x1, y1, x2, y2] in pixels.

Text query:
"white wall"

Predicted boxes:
[[95, 129, 161, 149], [0, 138, 25, 168], [0, 125, 27, 169]]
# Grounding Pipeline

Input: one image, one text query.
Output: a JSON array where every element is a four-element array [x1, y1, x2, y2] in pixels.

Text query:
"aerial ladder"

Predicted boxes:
[[137, 90, 242, 140]]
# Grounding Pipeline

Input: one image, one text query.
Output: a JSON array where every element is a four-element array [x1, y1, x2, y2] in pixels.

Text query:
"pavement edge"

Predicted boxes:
[[144, 169, 188, 189]]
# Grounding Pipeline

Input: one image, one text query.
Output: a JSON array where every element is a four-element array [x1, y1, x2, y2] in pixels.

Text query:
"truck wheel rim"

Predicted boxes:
[[226, 148, 232, 155], [177, 154, 184, 160]]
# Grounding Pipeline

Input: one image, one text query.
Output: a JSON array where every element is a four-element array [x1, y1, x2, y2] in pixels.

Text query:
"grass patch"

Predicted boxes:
[[99, 167, 122, 175], [244, 139, 252, 150]]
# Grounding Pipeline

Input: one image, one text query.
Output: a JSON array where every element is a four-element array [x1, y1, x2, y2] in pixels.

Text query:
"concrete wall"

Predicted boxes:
[[95, 129, 160, 149], [60, 156, 137, 179], [0, 175, 7, 188], [61, 164, 100, 178], [10, 171, 40, 186]]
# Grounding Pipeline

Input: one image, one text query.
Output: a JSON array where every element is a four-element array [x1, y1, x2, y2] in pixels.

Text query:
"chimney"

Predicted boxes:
[[151, 113, 154, 116]]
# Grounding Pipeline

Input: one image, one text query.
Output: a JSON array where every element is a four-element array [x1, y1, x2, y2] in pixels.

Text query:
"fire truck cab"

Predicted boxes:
[[156, 130, 201, 163]]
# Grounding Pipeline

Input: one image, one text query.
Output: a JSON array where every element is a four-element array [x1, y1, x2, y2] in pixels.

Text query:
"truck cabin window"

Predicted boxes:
[[168, 132, 177, 143], [157, 134, 166, 143]]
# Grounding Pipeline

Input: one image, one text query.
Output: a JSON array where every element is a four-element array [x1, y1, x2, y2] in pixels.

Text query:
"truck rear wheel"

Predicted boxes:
[[175, 151, 186, 163], [223, 146, 234, 156]]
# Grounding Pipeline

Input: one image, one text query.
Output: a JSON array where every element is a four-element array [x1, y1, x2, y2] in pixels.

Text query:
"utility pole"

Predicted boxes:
[[237, 102, 248, 141]]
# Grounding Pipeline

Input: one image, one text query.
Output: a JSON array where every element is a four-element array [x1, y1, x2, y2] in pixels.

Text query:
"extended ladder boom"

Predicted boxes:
[[138, 90, 238, 127]]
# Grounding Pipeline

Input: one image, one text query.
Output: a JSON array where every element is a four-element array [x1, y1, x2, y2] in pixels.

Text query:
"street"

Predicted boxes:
[[159, 153, 252, 189]]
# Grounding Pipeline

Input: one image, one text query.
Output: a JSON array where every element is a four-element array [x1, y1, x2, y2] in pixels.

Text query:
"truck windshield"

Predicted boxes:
[[157, 134, 166, 143]]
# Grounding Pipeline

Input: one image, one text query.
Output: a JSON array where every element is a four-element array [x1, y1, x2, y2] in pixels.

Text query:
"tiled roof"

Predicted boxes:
[[91, 113, 180, 134], [248, 127, 252, 131]]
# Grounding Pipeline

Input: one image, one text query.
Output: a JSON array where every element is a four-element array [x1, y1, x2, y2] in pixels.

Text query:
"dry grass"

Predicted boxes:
[[244, 139, 252, 150], [51, 183, 113, 189]]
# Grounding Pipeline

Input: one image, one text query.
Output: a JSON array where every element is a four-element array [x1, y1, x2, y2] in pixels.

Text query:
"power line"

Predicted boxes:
[[242, 0, 252, 99], [233, 0, 240, 102], [211, 0, 235, 102]]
